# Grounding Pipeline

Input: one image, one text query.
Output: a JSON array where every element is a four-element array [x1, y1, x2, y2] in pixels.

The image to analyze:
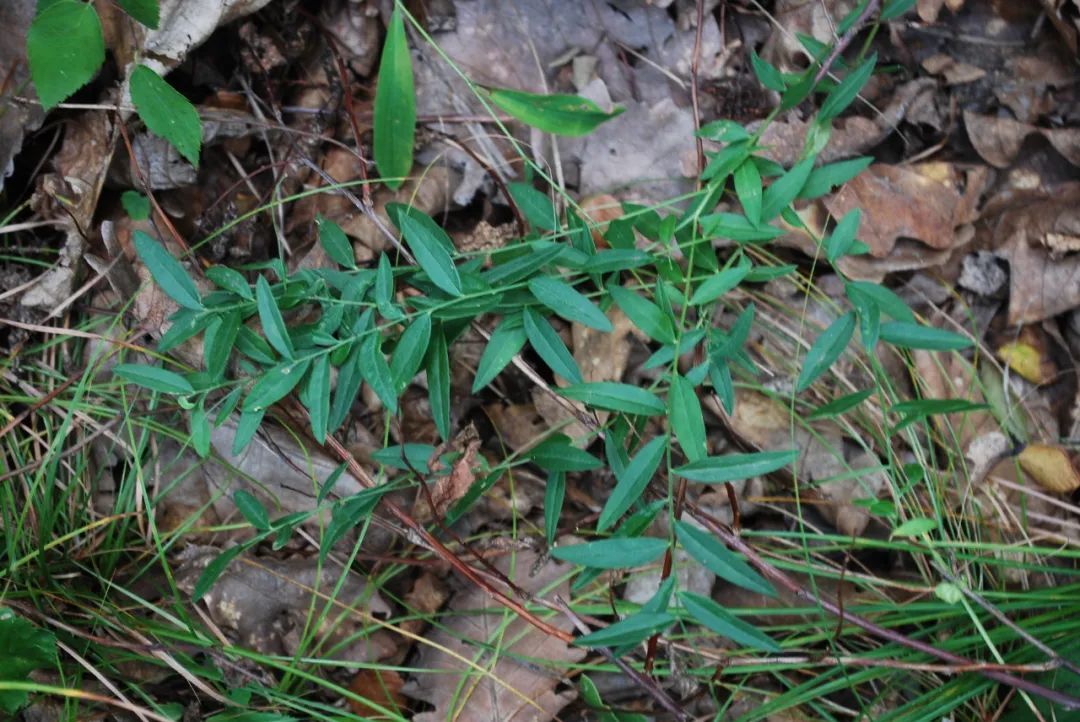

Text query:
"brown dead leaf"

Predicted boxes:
[[921, 54, 986, 84], [415, 424, 481, 522], [1018, 443, 1080, 494], [579, 194, 624, 246], [402, 550, 586, 722], [348, 669, 406, 718], [401, 571, 450, 636], [964, 111, 1080, 169]]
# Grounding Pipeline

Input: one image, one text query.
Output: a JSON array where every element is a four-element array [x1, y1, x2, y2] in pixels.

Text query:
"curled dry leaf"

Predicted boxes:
[[996, 326, 1057, 385], [1018, 443, 1080, 494], [964, 111, 1080, 169], [348, 669, 406, 718], [414, 423, 481, 523]]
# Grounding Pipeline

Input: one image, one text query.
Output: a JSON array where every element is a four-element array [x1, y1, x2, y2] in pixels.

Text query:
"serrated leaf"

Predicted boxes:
[[234, 489, 270, 531], [609, 285, 675, 344], [670, 374, 707, 462], [473, 316, 527, 392], [734, 160, 763, 226], [27, 0, 104, 110], [880, 322, 972, 350], [372, 6, 415, 189], [244, 359, 310, 412], [544, 471, 565, 545], [675, 449, 797, 483], [306, 354, 331, 441], [524, 307, 582, 384], [359, 332, 397, 414], [527, 435, 602, 472], [390, 313, 432, 392], [598, 435, 668, 531], [761, 158, 815, 221], [551, 537, 667, 568], [508, 182, 558, 231], [797, 311, 856, 392], [675, 521, 776, 597], [818, 53, 876, 124], [133, 231, 203, 310], [487, 87, 624, 136], [114, 363, 194, 395], [399, 214, 462, 297], [575, 612, 675, 649], [679, 592, 780, 651], [117, 0, 159, 27], [427, 330, 451, 440], [130, 65, 201, 167], [528, 276, 612, 332], [559, 382, 665, 416], [316, 214, 356, 269], [255, 276, 294, 360]]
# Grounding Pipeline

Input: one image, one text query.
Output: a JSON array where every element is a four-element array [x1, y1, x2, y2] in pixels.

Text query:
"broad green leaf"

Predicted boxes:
[[400, 214, 462, 297], [734, 160, 763, 226], [473, 316, 527, 392], [778, 68, 816, 112], [189, 403, 211, 458], [236, 325, 277, 366], [330, 341, 364, 433], [690, 253, 751, 306], [574, 612, 675, 649], [609, 286, 675, 344], [675, 449, 797, 483], [761, 158, 815, 221], [204, 312, 240, 379], [528, 277, 612, 332], [527, 435, 601, 472], [670, 374, 707, 462], [114, 363, 193, 395], [818, 54, 877, 124], [427, 330, 451, 439], [880, 322, 972, 350], [551, 537, 667, 568], [256, 276, 294, 359], [0, 611, 57, 714], [487, 87, 624, 136], [133, 231, 203, 310], [27, 0, 104, 109], [205, 265, 252, 299], [306, 354, 332, 441], [847, 283, 882, 350], [825, 208, 861, 263], [750, 50, 786, 92], [559, 382, 665, 416], [375, 253, 404, 321], [508, 182, 558, 231], [121, 190, 150, 220], [244, 359, 311, 412], [797, 311, 856, 392], [193, 545, 247, 601], [524, 307, 583, 384], [808, 388, 874, 420], [130, 65, 201, 167], [675, 521, 776, 597], [544, 471, 565, 545], [360, 332, 397, 414], [698, 119, 751, 142], [316, 215, 356, 269], [232, 407, 265, 455], [798, 156, 873, 200], [679, 592, 780, 651], [117, 0, 159, 28], [372, 6, 415, 188], [891, 516, 938, 537], [234, 490, 270, 531], [598, 435, 668, 531], [390, 313, 432, 392], [214, 387, 243, 427]]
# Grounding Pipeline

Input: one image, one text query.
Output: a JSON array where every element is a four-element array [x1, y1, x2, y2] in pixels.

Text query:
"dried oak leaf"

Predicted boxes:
[[964, 111, 1080, 169], [402, 551, 585, 722], [414, 424, 481, 523]]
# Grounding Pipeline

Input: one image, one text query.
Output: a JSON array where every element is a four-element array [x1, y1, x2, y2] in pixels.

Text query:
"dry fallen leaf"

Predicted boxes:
[[996, 326, 1056, 385], [1018, 443, 1080, 494], [348, 669, 406, 718], [964, 111, 1080, 169], [414, 424, 482, 522]]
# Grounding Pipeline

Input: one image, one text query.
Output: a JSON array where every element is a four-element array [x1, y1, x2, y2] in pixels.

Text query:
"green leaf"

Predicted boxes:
[[880, 322, 972, 350], [559, 382, 665, 416], [244, 359, 311, 412], [544, 471, 565, 545], [317, 463, 348, 505], [193, 545, 247, 601], [320, 486, 395, 563], [761, 158, 815, 221], [204, 312, 240, 379], [808, 388, 874, 420], [130, 65, 201, 168], [734, 160, 763, 226], [818, 53, 876, 124], [400, 213, 462, 297], [750, 50, 786, 92], [709, 361, 735, 414], [316, 214, 356, 269], [117, 0, 159, 28], [797, 312, 856, 392], [508, 182, 558, 231], [114, 363, 194, 395], [598, 435, 668, 531], [881, 0, 917, 20], [232, 407, 265, 455], [27, 0, 104, 110], [256, 276, 294, 359], [847, 283, 882, 351], [206, 265, 252, 300], [133, 231, 203, 310], [372, 5, 415, 189], [700, 212, 785, 243], [825, 209, 861, 263], [844, 281, 915, 322], [330, 340, 364, 433], [891, 516, 938, 538], [690, 253, 752, 306], [675, 449, 797, 483], [427, 330, 451, 440], [473, 316, 527, 392], [609, 285, 676, 344], [0, 611, 57, 714], [234, 490, 270, 531], [675, 521, 776, 597], [670, 374, 707, 462], [121, 190, 150, 220], [375, 253, 404, 321], [189, 403, 211, 458], [236, 325, 277, 366], [391, 313, 432, 392], [798, 156, 873, 200], [360, 332, 397, 414], [306, 354, 332, 441], [487, 87, 624, 136], [679, 592, 780, 651], [891, 398, 988, 431], [524, 307, 583, 384], [528, 277, 612, 332], [527, 435, 602, 472], [574, 612, 675, 649], [551, 537, 668, 569]]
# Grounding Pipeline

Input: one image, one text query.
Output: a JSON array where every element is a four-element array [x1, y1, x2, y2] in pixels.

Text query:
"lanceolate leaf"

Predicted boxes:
[[117, 0, 159, 28], [472, 316, 527, 392], [679, 592, 780, 651], [359, 332, 397, 414], [880, 322, 972, 350], [675, 521, 776, 597], [524, 307, 583, 384], [528, 277, 612, 332], [390, 313, 432, 392], [761, 158, 815, 221], [399, 214, 462, 297], [316, 215, 356, 269], [427, 330, 451, 440], [675, 449, 797, 483], [372, 5, 416, 189], [818, 53, 877, 124], [609, 286, 675, 344], [487, 87, 624, 136], [559, 382, 665, 416], [244, 359, 311, 412], [256, 276, 294, 359], [130, 65, 202, 168], [306, 354, 332, 441], [734, 159, 763, 226], [551, 537, 667, 569], [508, 182, 558, 231], [544, 471, 565, 545], [234, 490, 270, 531], [574, 612, 675, 649], [133, 231, 203, 310], [797, 311, 856, 392], [598, 435, 668, 531], [669, 374, 707, 462], [113, 363, 193, 395], [527, 436, 602, 472], [27, 0, 105, 109]]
